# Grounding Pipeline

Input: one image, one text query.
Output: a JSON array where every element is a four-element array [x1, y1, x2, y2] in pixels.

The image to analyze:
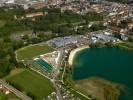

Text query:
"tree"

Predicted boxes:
[[113, 32, 121, 39]]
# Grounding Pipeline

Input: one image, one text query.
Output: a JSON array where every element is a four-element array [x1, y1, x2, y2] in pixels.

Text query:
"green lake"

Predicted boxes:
[[72, 48, 133, 100]]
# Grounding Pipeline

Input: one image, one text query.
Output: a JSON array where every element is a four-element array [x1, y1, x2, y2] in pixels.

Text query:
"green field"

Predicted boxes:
[[16, 44, 54, 61], [0, 20, 6, 28], [0, 91, 5, 100], [5, 69, 54, 100]]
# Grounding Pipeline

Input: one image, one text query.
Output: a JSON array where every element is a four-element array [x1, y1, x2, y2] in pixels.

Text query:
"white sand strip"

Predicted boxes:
[[68, 46, 89, 66]]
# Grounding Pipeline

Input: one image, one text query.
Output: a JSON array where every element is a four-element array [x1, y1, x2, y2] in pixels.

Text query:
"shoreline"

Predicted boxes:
[[68, 45, 89, 66]]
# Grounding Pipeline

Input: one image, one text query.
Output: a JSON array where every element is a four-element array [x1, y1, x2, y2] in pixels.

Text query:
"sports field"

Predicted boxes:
[[16, 44, 54, 61], [5, 69, 54, 100]]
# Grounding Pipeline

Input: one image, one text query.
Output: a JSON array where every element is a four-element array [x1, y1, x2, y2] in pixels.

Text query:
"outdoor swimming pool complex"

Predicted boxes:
[[34, 58, 52, 73]]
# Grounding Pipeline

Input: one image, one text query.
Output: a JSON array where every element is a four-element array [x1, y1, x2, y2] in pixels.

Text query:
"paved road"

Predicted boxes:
[[52, 49, 64, 100], [52, 80, 63, 100], [0, 80, 32, 100]]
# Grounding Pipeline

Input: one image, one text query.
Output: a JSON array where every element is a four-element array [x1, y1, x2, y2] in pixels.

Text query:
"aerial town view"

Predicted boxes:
[[0, 0, 133, 100]]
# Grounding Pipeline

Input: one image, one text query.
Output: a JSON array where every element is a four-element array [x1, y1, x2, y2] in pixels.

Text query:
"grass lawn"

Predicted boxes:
[[5, 69, 54, 100], [16, 44, 54, 61], [0, 91, 5, 100], [0, 20, 6, 28]]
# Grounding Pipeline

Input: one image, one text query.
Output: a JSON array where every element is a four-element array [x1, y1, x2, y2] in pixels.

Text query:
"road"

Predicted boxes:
[[0, 80, 32, 100], [52, 80, 63, 100], [61, 61, 66, 84], [53, 49, 64, 79], [52, 49, 64, 100], [50, 49, 65, 100]]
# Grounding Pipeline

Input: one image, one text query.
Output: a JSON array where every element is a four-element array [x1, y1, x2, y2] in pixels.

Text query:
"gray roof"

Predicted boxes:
[[52, 36, 78, 47], [14, 0, 28, 5], [93, 34, 117, 42]]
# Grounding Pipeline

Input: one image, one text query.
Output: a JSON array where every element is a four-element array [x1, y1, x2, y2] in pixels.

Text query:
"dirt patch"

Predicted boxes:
[[75, 77, 123, 100]]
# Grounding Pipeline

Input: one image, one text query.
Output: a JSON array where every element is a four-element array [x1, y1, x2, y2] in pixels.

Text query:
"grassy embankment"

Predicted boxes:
[[16, 44, 54, 61], [114, 42, 133, 51], [4, 68, 55, 100], [62, 61, 92, 100]]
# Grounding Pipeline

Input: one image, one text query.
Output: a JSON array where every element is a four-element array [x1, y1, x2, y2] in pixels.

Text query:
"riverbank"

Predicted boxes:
[[68, 45, 89, 66], [114, 42, 133, 51]]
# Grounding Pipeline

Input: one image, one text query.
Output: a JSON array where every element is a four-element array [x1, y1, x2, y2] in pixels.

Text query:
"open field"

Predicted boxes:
[[5, 69, 54, 100], [16, 44, 54, 61]]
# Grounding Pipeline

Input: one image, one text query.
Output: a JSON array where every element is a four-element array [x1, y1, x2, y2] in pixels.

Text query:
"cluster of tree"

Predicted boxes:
[[106, 0, 133, 3], [83, 12, 104, 22], [77, 23, 106, 34], [0, 7, 29, 37], [0, 37, 25, 77], [89, 24, 107, 31], [118, 20, 128, 28], [89, 42, 105, 48], [22, 9, 104, 34]]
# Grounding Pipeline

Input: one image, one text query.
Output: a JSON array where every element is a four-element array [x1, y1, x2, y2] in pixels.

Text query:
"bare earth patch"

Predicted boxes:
[[75, 77, 123, 100]]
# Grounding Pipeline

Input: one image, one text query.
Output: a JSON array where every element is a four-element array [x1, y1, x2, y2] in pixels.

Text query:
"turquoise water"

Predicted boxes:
[[35, 58, 52, 73], [72, 48, 133, 100]]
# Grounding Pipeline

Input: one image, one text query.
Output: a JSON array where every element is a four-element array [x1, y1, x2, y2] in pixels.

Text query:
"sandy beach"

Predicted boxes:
[[68, 45, 89, 66]]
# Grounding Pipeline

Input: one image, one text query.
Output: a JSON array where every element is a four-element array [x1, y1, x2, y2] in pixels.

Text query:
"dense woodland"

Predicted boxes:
[[106, 0, 133, 3]]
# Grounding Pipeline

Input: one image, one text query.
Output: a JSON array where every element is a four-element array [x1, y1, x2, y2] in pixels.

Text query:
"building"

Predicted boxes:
[[51, 36, 78, 48], [1, 86, 10, 95], [92, 33, 118, 43], [26, 12, 44, 18]]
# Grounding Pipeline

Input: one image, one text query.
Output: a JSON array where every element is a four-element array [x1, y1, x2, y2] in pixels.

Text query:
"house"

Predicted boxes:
[[2, 87, 10, 95], [120, 33, 128, 40], [26, 12, 44, 18], [128, 22, 133, 29]]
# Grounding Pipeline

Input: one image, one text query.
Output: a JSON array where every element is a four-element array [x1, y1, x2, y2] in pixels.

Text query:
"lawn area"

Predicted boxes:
[[16, 44, 54, 61], [0, 20, 6, 28], [5, 69, 54, 100]]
